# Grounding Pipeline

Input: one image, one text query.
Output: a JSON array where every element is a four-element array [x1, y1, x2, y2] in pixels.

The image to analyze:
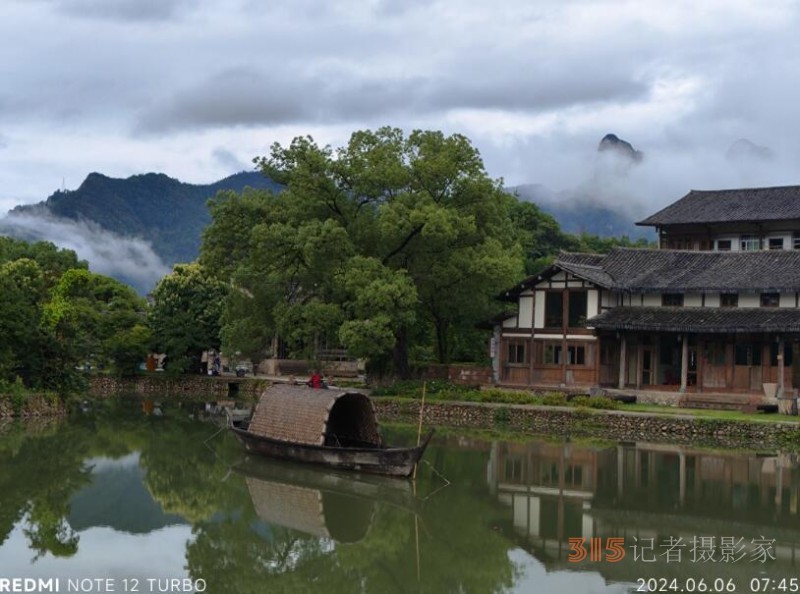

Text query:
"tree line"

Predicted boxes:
[[0, 128, 648, 393]]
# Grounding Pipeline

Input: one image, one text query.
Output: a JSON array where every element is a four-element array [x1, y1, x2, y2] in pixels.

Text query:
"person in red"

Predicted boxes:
[[307, 371, 323, 389]]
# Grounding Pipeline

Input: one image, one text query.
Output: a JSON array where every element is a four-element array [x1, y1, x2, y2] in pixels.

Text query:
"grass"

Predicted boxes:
[[371, 379, 800, 424]]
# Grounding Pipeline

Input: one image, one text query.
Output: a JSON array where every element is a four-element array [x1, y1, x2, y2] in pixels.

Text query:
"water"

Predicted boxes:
[[1, 400, 799, 594]]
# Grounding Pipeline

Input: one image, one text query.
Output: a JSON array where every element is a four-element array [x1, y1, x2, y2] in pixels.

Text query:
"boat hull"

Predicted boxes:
[[231, 426, 434, 478]]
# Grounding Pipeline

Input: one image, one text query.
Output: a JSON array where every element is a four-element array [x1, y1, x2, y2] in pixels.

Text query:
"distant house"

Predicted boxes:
[[639, 185, 800, 252], [493, 185, 800, 398]]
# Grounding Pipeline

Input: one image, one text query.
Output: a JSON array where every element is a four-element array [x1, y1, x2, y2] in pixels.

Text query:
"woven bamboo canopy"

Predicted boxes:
[[248, 385, 382, 447]]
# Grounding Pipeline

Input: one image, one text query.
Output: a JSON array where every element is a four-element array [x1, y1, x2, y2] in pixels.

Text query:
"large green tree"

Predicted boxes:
[[0, 237, 151, 392], [41, 268, 152, 385], [148, 263, 228, 373], [201, 128, 523, 375]]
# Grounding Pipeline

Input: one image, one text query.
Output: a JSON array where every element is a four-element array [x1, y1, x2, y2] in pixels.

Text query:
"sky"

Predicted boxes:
[[2, 0, 800, 216]]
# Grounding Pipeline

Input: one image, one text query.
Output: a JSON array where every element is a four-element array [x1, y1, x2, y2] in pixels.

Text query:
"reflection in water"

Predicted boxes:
[[489, 439, 800, 584], [244, 475, 376, 543], [1, 401, 800, 593]]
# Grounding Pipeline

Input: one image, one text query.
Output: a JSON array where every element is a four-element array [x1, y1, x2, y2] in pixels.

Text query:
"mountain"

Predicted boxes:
[[507, 183, 649, 238], [507, 133, 651, 239], [598, 133, 644, 162], [10, 170, 282, 266]]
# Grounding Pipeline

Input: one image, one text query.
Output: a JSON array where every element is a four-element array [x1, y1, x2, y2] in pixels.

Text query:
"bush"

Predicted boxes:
[[541, 392, 567, 406]]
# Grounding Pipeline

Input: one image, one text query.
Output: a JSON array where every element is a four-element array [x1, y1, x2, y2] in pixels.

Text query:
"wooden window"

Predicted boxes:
[[769, 237, 785, 250], [760, 292, 780, 307], [507, 341, 528, 364], [705, 342, 726, 365], [543, 343, 562, 365], [662, 293, 684, 306], [735, 344, 761, 366], [568, 291, 588, 327], [716, 239, 732, 251], [794, 233, 800, 250], [544, 292, 563, 328], [567, 345, 586, 365], [770, 343, 794, 366], [720, 293, 738, 307], [740, 235, 761, 251]]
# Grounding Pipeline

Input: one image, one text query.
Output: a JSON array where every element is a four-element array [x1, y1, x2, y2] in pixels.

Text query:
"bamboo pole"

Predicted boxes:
[[413, 381, 426, 480]]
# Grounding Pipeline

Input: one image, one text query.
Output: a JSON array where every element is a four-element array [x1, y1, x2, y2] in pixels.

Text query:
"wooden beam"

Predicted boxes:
[[778, 335, 785, 399], [618, 334, 627, 390]]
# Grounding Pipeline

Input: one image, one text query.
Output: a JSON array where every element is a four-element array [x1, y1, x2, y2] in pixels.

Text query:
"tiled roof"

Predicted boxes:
[[588, 306, 800, 333], [556, 252, 615, 287], [502, 247, 800, 297], [638, 186, 800, 226], [601, 248, 800, 293]]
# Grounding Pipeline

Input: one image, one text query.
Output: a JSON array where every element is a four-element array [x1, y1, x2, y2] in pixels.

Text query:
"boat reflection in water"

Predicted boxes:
[[234, 456, 419, 544]]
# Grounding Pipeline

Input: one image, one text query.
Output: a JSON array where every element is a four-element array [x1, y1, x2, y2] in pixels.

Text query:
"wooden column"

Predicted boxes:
[[618, 334, 627, 389], [680, 334, 689, 393], [697, 339, 705, 394], [636, 342, 643, 389], [778, 336, 785, 399]]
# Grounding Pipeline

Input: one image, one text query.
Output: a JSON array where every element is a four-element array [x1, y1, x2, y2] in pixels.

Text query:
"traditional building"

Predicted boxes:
[[494, 186, 800, 397], [640, 185, 800, 252]]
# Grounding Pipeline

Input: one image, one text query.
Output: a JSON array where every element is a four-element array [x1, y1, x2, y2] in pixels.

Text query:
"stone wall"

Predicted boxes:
[[89, 375, 271, 400], [374, 399, 800, 450], [0, 394, 67, 418]]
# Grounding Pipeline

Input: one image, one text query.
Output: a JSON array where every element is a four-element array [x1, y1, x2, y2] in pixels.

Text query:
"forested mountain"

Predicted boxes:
[[507, 183, 651, 239], [10, 171, 282, 266]]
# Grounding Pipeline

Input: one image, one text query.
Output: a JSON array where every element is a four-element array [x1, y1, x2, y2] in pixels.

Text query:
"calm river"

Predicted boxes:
[[1, 399, 799, 594]]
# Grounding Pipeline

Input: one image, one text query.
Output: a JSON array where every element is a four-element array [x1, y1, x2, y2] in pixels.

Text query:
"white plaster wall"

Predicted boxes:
[[780, 293, 795, 308], [739, 294, 759, 307], [642, 294, 660, 307], [534, 290, 545, 328], [684, 294, 702, 307], [587, 290, 599, 318], [502, 316, 518, 328], [705, 293, 721, 307], [518, 296, 534, 327]]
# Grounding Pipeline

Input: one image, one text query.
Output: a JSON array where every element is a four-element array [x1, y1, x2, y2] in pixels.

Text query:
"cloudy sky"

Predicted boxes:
[[2, 0, 800, 214]]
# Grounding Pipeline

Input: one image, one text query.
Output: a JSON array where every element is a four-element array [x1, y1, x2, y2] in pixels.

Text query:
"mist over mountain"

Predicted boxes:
[[508, 133, 653, 239], [1, 132, 783, 294], [0, 171, 281, 293]]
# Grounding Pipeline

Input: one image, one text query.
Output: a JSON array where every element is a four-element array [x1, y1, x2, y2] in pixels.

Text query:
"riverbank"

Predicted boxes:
[[373, 398, 800, 450], [5, 375, 800, 450], [0, 393, 67, 418]]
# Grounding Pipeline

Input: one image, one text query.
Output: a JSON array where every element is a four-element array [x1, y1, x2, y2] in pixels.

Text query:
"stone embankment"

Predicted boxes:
[[373, 399, 800, 450], [0, 394, 67, 418], [89, 375, 270, 399]]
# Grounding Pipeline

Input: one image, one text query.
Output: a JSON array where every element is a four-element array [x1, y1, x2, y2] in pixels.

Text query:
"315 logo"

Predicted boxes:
[[568, 537, 625, 563]]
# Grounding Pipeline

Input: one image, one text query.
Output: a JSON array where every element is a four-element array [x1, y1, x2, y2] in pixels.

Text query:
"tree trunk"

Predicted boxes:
[[435, 318, 450, 364], [393, 327, 410, 379]]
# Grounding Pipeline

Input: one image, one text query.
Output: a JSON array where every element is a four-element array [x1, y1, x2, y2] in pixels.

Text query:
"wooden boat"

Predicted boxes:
[[230, 384, 434, 478]]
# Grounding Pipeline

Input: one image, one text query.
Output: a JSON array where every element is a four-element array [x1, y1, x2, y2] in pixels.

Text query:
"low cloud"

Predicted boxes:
[[0, 211, 170, 293], [31, 0, 201, 22]]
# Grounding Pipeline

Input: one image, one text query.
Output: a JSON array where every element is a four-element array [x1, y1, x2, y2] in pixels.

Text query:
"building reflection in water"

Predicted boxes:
[[488, 440, 800, 577]]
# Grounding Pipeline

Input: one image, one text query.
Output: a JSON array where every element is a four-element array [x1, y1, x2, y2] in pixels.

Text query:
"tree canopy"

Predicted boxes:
[[201, 127, 524, 375], [0, 237, 150, 393], [148, 263, 229, 374]]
